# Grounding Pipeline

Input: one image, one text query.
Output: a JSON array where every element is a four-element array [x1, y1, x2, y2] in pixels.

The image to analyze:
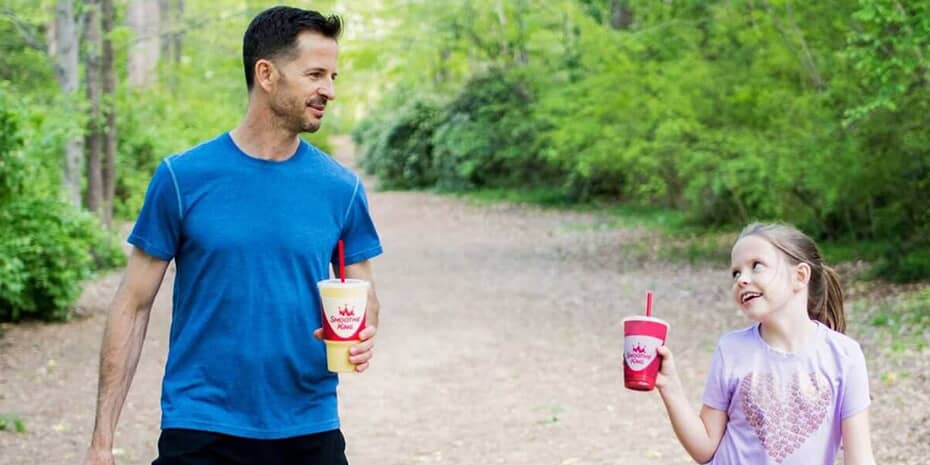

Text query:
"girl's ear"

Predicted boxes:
[[794, 262, 812, 291]]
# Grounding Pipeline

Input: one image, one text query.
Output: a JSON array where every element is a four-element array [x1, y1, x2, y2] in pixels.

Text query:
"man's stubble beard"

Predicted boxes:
[[269, 91, 321, 134]]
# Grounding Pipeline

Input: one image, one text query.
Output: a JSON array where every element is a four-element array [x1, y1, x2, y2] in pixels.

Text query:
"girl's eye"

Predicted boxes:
[[732, 270, 740, 279], [752, 261, 763, 271]]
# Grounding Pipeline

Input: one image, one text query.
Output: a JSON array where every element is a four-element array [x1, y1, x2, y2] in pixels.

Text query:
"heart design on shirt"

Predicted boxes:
[[739, 372, 832, 464]]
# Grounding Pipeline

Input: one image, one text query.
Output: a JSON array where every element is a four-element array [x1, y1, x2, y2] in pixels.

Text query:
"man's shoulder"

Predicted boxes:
[[162, 133, 229, 171], [304, 141, 360, 188]]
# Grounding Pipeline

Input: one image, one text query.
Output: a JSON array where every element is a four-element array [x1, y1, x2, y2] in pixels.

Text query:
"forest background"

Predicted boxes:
[[0, 0, 927, 328]]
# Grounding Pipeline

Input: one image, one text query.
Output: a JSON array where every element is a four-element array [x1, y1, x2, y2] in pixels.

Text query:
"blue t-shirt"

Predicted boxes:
[[129, 132, 383, 439]]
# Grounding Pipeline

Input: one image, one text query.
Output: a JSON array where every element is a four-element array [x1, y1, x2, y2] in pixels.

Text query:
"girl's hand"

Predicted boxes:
[[655, 345, 682, 394]]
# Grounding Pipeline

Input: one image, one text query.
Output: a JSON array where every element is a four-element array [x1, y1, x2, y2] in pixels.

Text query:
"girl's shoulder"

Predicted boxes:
[[716, 323, 759, 350], [819, 323, 867, 362]]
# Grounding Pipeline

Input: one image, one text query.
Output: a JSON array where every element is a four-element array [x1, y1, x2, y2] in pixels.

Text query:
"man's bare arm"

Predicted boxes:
[[345, 260, 379, 328], [345, 260, 379, 372], [85, 247, 170, 463]]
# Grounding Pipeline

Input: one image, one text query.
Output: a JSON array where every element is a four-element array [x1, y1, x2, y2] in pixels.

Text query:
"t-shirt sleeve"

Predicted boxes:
[[702, 345, 731, 412], [840, 342, 871, 419], [334, 176, 382, 266], [127, 159, 182, 260]]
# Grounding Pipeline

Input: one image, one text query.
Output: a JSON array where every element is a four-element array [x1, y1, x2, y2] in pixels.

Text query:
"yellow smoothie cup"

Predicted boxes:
[[317, 279, 369, 372]]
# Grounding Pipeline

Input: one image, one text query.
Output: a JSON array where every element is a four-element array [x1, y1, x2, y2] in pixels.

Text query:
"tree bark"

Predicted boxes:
[[54, 0, 83, 207], [610, 0, 634, 30], [514, 0, 529, 65], [85, 0, 103, 215], [159, 0, 172, 59], [128, 0, 161, 88], [494, 0, 511, 63], [102, 0, 117, 227], [174, 0, 184, 63]]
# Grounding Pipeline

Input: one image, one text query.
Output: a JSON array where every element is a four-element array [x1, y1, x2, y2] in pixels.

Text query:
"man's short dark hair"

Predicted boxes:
[[242, 6, 342, 91]]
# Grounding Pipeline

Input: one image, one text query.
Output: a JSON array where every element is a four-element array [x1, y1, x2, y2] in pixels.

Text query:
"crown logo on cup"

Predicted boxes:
[[632, 343, 647, 354], [338, 305, 356, 317]]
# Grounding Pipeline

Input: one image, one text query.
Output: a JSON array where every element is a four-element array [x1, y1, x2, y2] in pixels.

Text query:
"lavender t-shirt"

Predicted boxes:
[[702, 322, 870, 465]]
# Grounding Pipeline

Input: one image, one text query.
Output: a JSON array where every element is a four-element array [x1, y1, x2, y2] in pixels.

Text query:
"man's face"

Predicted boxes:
[[268, 31, 338, 134]]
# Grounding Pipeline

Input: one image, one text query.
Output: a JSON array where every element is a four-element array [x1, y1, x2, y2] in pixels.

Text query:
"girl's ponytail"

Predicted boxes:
[[812, 265, 846, 333]]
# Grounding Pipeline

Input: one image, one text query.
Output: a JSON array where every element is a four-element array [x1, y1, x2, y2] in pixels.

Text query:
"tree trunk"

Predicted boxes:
[[494, 0, 511, 63], [128, 0, 161, 88], [610, 0, 634, 30], [174, 0, 184, 63], [85, 0, 103, 215], [102, 0, 117, 227], [54, 0, 83, 207], [157, 0, 184, 63], [159, 0, 172, 59]]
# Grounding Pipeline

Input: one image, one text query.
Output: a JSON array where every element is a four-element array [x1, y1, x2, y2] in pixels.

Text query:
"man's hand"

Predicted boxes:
[[313, 326, 377, 373], [349, 326, 376, 373]]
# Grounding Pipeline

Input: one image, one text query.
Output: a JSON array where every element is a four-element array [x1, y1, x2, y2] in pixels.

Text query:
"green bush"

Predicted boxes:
[[431, 69, 555, 190], [0, 198, 123, 321], [351, 0, 930, 281], [355, 70, 558, 191], [355, 92, 444, 189], [0, 87, 125, 322]]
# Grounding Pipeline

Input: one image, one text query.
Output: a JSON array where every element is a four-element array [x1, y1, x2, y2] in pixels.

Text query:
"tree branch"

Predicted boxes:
[[1, 7, 46, 52], [893, 0, 930, 87], [117, 6, 249, 51]]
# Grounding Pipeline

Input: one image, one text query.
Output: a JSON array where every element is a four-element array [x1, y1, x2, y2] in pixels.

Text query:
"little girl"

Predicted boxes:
[[656, 223, 876, 465]]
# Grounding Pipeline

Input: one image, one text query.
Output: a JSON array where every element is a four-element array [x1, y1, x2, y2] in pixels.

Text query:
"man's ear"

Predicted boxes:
[[254, 59, 278, 93], [794, 262, 812, 291]]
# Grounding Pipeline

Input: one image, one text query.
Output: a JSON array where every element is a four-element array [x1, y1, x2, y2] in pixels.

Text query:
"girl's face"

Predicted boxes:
[[730, 235, 804, 322]]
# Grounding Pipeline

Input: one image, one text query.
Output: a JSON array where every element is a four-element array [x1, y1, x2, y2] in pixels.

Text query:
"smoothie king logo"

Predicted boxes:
[[330, 304, 363, 331], [624, 336, 662, 370]]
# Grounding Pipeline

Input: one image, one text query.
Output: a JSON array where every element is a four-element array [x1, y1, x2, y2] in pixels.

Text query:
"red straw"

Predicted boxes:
[[338, 240, 345, 283], [645, 290, 653, 317]]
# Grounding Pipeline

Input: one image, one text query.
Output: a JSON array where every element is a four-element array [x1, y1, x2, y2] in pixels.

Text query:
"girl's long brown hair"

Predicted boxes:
[[738, 223, 846, 333]]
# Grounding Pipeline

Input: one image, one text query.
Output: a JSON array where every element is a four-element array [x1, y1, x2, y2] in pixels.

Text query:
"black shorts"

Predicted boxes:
[[151, 428, 348, 465]]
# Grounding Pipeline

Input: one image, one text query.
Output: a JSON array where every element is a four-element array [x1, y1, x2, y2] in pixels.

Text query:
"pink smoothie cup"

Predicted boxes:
[[623, 316, 669, 391]]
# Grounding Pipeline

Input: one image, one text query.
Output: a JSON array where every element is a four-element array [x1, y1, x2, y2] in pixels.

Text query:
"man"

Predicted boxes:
[[82, 6, 382, 465]]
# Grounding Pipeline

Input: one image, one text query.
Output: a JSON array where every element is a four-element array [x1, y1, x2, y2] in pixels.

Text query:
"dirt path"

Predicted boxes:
[[1, 137, 927, 465]]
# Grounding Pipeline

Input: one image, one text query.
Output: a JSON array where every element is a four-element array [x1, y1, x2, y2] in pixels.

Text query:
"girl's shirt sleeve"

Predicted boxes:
[[839, 342, 871, 419], [702, 344, 732, 411]]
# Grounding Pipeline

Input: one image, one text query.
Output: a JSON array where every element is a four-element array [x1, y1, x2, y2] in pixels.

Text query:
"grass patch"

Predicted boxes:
[[453, 188, 732, 264], [820, 240, 888, 264], [865, 287, 930, 351], [454, 187, 572, 208], [655, 232, 733, 265], [448, 188, 930, 279], [0, 413, 26, 433]]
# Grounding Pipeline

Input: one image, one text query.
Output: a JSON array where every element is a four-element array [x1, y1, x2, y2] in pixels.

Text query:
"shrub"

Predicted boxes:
[[355, 92, 444, 189], [0, 87, 124, 322]]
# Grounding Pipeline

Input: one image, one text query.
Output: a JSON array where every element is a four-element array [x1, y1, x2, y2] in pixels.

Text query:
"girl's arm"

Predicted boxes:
[[841, 409, 876, 465], [656, 346, 728, 464]]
